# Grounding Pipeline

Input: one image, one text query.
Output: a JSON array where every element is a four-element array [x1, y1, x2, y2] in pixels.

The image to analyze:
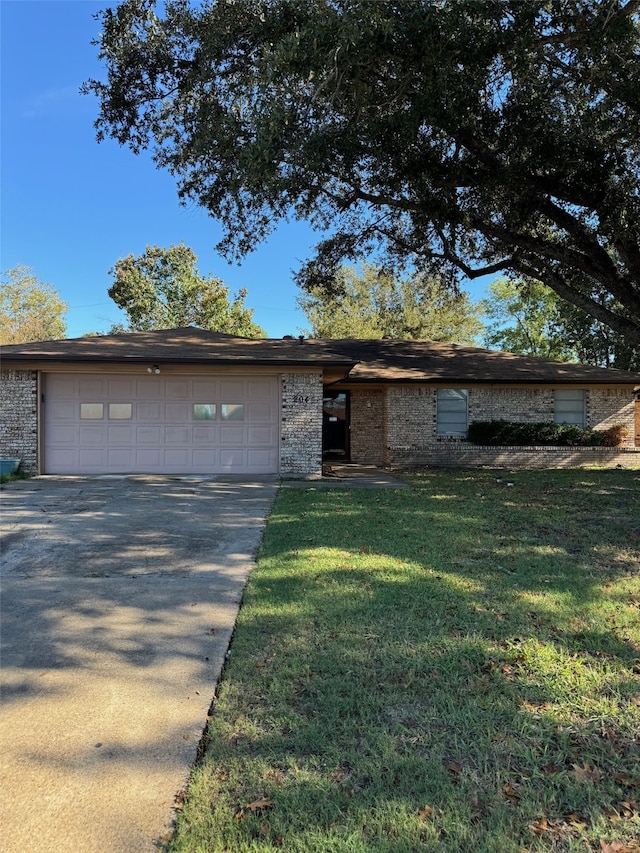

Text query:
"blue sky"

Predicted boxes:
[[1, 0, 488, 339]]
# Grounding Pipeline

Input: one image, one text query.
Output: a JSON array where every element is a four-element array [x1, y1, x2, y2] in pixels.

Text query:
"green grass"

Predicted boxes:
[[0, 470, 29, 485], [165, 469, 640, 853]]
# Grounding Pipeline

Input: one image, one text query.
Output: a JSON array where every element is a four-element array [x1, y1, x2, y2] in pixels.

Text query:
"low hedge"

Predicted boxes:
[[467, 420, 629, 447]]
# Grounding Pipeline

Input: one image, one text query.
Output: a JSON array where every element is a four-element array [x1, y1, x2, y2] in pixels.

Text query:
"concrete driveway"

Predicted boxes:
[[0, 475, 278, 853]]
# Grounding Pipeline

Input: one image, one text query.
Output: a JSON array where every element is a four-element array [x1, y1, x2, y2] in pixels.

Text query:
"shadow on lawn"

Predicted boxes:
[[190, 469, 640, 851]]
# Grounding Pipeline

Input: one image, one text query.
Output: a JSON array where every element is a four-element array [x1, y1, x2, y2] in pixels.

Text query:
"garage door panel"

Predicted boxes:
[[248, 378, 275, 398], [193, 426, 219, 443], [220, 425, 245, 444], [106, 448, 132, 468], [193, 379, 219, 396], [48, 448, 76, 469], [136, 426, 162, 443], [138, 403, 162, 421], [44, 373, 279, 474], [165, 449, 190, 466], [48, 424, 77, 443], [248, 403, 273, 421], [247, 426, 274, 444], [135, 381, 161, 399], [248, 449, 277, 468], [78, 377, 107, 395], [165, 403, 191, 420], [135, 449, 161, 468], [79, 425, 107, 445], [220, 449, 244, 469], [165, 379, 189, 398], [79, 448, 104, 467], [165, 426, 190, 444], [108, 378, 135, 396], [193, 449, 220, 467], [49, 401, 76, 420], [107, 425, 133, 442]]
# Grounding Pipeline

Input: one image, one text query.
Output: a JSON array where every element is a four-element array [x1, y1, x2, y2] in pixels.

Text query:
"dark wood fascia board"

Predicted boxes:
[[1, 355, 357, 369], [331, 377, 639, 387]]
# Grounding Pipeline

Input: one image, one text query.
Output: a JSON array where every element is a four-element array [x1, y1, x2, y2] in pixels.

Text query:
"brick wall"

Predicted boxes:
[[385, 386, 435, 464], [587, 388, 635, 440], [470, 386, 635, 443], [0, 370, 39, 473], [383, 384, 639, 468], [388, 444, 640, 469], [280, 372, 323, 477], [470, 387, 554, 423], [350, 388, 385, 464]]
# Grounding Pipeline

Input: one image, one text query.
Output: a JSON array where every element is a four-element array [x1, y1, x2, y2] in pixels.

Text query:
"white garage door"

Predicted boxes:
[[44, 373, 280, 474]]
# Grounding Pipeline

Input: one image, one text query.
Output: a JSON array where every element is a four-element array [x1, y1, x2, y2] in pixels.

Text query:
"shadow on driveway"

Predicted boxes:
[[0, 476, 278, 853]]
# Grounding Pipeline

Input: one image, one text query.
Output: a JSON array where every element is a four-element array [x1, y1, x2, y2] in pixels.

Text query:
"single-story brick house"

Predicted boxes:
[[1, 327, 639, 476]]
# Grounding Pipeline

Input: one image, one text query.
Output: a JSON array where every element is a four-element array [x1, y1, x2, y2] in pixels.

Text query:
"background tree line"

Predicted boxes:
[[3, 247, 638, 371]]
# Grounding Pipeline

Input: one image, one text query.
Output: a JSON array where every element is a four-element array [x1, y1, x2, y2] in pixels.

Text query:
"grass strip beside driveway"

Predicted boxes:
[[166, 469, 640, 853]]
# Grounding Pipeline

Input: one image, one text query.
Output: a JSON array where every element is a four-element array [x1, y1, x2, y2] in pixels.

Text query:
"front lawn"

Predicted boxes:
[[165, 469, 640, 853]]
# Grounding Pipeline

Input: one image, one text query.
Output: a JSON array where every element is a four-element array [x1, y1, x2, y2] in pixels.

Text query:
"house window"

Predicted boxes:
[[436, 389, 468, 435], [193, 404, 216, 420], [554, 390, 586, 426], [221, 404, 244, 421]]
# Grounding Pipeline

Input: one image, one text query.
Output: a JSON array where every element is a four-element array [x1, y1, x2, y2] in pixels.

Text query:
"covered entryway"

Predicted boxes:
[[43, 373, 279, 474], [323, 390, 350, 460]]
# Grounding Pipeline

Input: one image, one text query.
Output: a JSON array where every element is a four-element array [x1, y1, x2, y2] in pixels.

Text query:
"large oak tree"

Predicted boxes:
[[85, 0, 640, 344]]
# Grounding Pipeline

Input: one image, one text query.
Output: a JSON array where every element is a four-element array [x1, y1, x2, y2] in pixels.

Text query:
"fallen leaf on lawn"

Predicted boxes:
[[529, 817, 549, 835], [234, 809, 244, 821], [620, 800, 639, 816], [246, 798, 274, 812], [444, 759, 462, 779], [599, 841, 640, 852], [571, 762, 601, 782], [417, 805, 433, 821], [504, 781, 522, 804], [540, 761, 563, 776], [630, 695, 640, 707]]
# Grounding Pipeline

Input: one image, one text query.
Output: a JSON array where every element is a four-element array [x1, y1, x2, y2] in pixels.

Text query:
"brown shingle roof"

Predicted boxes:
[[313, 338, 640, 384], [2, 327, 638, 385], [0, 327, 354, 368]]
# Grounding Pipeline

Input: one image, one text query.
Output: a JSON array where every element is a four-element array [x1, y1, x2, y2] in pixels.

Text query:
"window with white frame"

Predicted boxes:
[[436, 389, 469, 435], [554, 389, 586, 426]]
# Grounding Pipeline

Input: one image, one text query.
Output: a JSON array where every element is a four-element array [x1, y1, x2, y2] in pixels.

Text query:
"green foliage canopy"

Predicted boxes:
[[107, 243, 265, 336], [299, 263, 484, 342], [484, 277, 640, 370], [0, 266, 67, 344], [85, 0, 640, 344]]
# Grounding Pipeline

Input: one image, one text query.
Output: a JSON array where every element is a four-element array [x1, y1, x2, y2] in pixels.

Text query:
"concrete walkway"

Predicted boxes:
[[282, 463, 409, 489], [0, 476, 278, 853]]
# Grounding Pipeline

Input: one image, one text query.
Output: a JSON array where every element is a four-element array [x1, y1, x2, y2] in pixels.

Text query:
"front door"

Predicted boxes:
[[322, 391, 350, 459]]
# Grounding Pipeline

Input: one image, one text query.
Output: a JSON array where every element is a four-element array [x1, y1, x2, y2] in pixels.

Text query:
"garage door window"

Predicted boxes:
[[80, 403, 104, 419], [193, 404, 217, 420], [109, 403, 132, 419], [221, 404, 244, 421]]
